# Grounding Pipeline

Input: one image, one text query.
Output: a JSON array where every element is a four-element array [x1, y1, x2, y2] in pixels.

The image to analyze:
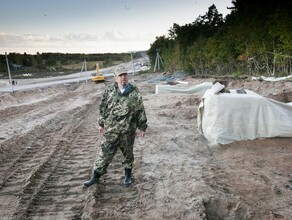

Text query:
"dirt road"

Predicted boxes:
[[0, 73, 291, 219]]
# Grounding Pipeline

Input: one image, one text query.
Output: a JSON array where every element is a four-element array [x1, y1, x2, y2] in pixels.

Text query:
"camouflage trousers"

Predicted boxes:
[[93, 131, 136, 175]]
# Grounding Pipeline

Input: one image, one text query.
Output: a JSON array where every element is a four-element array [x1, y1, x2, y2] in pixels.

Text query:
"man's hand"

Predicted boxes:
[[98, 126, 104, 134], [137, 130, 145, 137]]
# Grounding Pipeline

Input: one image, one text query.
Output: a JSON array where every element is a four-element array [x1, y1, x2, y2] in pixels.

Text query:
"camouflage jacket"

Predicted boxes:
[[98, 83, 147, 134]]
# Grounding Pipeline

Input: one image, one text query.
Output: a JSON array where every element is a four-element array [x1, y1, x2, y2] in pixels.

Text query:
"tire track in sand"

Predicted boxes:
[[12, 100, 100, 219], [0, 110, 77, 219], [83, 148, 143, 220], [0, 82, 106, 219]]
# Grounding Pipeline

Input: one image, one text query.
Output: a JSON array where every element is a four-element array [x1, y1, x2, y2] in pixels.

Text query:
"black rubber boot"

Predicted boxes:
[[84, 171, 100, 187], [124, 168, 132, 187]]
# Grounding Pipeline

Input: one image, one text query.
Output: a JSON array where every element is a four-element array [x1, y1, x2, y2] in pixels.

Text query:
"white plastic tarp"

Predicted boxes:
[[198, 89, 292, 144], [155, 82, 213, 94], [252, 75, 292, 82]]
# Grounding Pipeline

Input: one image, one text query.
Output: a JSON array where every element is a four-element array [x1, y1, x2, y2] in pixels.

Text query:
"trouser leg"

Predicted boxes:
[[119, 133, 135, 186], [84, 134, 119, 187], [93, 133, 119, 176], [119, 132, 136, 169]]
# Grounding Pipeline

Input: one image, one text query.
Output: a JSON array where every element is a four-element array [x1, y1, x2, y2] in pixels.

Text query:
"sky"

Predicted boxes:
[[0, 0, 232, 55]]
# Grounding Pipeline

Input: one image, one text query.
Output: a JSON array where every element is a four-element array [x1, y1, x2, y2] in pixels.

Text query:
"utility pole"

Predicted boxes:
[[131, 52, 135, 76], [5, 52, 14, 92], [84, 60, 88, 82], [78, 60, 88, 84], [154, 49, 165, 72]]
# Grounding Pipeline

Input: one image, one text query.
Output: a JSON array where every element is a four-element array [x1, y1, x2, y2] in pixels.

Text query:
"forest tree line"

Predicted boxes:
[[1, 0, 291, 78], [0, 52, 136, 78], [148, 0, 292, 77]]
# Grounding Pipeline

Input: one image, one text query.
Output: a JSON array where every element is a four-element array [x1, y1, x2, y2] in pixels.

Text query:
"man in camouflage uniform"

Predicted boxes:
[[84, 66, 147, 187]]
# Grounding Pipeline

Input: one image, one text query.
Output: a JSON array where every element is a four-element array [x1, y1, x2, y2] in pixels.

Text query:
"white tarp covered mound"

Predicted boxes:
[[155, 82, 213, 94], [252, 75, 292, 82], [198, 88, 292, 144]]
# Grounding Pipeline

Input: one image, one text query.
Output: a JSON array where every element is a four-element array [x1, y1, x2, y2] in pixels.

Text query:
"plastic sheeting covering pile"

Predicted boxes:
[[155, 82, 213, 94], [198, 87, 292, 144]]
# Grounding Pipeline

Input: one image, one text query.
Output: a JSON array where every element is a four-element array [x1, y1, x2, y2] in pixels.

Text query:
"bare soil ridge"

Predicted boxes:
[[0, 73, 291, 219]]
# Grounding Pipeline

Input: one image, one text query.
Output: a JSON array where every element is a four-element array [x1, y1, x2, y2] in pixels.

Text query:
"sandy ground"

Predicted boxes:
[[0, 73, 291, 220]]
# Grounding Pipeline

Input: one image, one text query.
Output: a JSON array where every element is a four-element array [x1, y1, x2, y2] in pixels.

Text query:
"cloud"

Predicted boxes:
[[104, 30, 131, 41], [104, 30, 154, 42], [0, 31, 153, 54], [63, 33, 99, 41], [0, 32, 51, 45]]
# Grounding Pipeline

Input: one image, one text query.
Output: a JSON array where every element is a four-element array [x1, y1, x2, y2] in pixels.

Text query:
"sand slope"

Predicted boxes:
[[0, 73, 291, 219]]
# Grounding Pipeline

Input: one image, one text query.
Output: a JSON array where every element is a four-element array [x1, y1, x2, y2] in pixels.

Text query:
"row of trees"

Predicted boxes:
[[148, 0, 292, 77], [0, 52, 134, 77]]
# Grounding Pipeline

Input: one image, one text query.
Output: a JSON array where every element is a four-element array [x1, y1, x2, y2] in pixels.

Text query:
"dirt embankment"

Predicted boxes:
[[0, 74, 291, 220]]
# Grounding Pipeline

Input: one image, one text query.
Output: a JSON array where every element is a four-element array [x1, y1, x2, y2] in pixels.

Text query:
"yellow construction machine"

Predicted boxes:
[[91, 63, 105, 82]]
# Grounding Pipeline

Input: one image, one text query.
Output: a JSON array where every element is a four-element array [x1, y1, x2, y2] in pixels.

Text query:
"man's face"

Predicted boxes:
[[116, 73, 128, 88]]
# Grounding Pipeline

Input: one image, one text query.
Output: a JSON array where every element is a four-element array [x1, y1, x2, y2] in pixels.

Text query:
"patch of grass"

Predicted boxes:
[[60, 61, 103, 71]]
